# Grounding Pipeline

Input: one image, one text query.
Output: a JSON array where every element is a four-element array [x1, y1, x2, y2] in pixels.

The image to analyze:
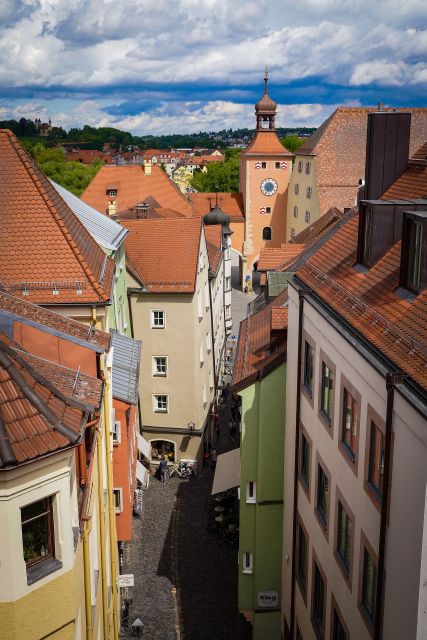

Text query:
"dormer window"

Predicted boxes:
[[400, 212, 427, 294], [108, 189, 117, 198]]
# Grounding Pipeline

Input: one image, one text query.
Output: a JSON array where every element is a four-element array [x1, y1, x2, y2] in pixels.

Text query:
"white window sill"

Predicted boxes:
[[245, 498, 256, 504], [242, 568, 253, 575], [154, 409, 168, 414]]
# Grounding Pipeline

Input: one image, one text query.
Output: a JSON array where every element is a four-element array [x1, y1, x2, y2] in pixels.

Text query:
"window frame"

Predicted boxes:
[[294, 183, 300, 195], [261, 161, 267, 169], [330, 593, 350, 640], [305, 162, 311, 175], [246, 481, 256, 504], [294, 205, 299, 218], [301, 332, 315, 407], [296, 514, 309, 603], [358, 530, 378, 635], [113, 488, 123, 513], [334, 488, 355, 591], [112, 419, 122, 444], [315, 453, 331, 540], [262, 226, 272, 241], [21, 496, 55, 569], [338, 375, 360, 475], [318, 352, 335, 435], [153, 355, 168, 377], [364, 405, 386, 512], [298, 161, 303, 173], [242, 551, 253, 574], [153, 394, 169, 413], [150, 309, 166, 329], [298, 424, 312, 501], [311, 552, 327, 640], [275, 161, 281, 169]]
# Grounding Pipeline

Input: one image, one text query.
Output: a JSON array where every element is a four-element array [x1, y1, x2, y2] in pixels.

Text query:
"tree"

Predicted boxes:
[[190, 150, 239, 192], [281, 134, 304, 154]]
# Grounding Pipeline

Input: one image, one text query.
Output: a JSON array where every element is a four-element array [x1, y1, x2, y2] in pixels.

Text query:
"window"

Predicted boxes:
[[320, 362, 333, 423], [246, 481, 256, 503], [108, 189, 117, 197], [311, 561, 325, 638], [266, 206, 271, 214], [296, 520, 308, 599], [112, 420, 121, 443], [293, 206, 299, 218], [316, 462, 329, 531], [225, 276, 231, 290], [206, 332, 212, 353], [151, 310, 165, 328], [261, 162, 267, 169], [305, 210, 311, 223], [294, 183, 300, 195], [298, 161, 303, 173], [368, 421, 385, 498], [225, 305, 231, 320], [153, 394, 168, 413], [290, 227, 296, 238], [275, 161, 281, 169], [225, 246, 231, 260], [242, 552, 253, 574], [341, 388, 358, 460], [113, 488, 123, 513], [299, 431, 311, 494], [21, 497, 55, 568], [303, 341, 314, 396], [332, 607, 348, 640], [305, 162, 311, 175], [407, 219, 423, 292], [262, 227, 272, 240], [361, 547, 377, 625], [153, 356, 167, 376], [336, 501, 352, 575]]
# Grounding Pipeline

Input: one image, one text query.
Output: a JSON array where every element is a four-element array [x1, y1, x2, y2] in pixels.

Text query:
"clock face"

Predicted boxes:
[[260, 178, 278, 196]]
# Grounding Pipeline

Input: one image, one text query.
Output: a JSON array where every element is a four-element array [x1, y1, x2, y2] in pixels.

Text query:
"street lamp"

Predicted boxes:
[[187, 421, 195, 436]]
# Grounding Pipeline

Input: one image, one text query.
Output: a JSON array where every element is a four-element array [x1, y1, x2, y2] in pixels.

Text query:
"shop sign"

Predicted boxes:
[[119, 574, 134, 587], [257, 591, 279, 608]]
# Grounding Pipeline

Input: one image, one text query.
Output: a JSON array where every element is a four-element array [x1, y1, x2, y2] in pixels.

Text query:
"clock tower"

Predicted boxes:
[[240, 70, 293, 289]]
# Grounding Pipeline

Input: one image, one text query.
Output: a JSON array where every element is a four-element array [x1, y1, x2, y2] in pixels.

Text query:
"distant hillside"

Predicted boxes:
[[0, 117, 315, 151]]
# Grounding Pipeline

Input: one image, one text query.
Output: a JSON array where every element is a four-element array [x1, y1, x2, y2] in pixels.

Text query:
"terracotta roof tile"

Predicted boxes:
[[296, 107, 427, 216], [123, 218, 202, 293], [271, 306, 288, 331], [241, 131, 293, 157], [296, 212, 427, 390], [204, 225, 223, 274], [381, 165, 427, 200], [190, 192, 245, 220], [258, 245, 305, 272], [82, 164, 192, 216], [0, 129, 115, 305]]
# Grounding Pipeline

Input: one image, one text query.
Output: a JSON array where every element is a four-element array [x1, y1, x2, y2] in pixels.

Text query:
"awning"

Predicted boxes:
[[211, 448, 240, 495], [136, 460, 149, 487], [137, 433, 151, 460]]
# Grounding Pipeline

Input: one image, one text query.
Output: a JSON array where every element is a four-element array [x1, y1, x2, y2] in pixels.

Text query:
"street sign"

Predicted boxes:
[[245, 274, 250, 281], [119, 574, 134, 588], [257, 591, 279, 608], [231, 335, 236, 340]]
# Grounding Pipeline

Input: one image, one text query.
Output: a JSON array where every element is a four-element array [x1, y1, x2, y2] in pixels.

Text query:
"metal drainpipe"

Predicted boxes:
[[289, 289, 307, 637], [374, 371, 405, 640], [96, 423, 109, 637], [82, 515, 93, 640], [101, 356, 120, 640]]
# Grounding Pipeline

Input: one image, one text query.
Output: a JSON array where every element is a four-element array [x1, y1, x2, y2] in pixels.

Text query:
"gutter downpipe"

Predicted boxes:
[[96, 421, 109, 637], [374, 371, 405, 640], [82, 515, 93, 640], [101, 355, 119, 640], [289, 288, 307, 638]]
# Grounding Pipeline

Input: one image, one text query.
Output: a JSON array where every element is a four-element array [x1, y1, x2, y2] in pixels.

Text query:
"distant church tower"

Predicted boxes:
[[240, 70, 292, 289]]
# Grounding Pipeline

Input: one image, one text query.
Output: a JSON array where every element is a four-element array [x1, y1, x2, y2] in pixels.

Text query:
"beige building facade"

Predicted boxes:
[[286, 156, 319, 241]]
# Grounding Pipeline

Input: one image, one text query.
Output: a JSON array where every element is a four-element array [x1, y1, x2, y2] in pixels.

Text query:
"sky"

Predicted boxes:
[[0, 0, 426, 135]]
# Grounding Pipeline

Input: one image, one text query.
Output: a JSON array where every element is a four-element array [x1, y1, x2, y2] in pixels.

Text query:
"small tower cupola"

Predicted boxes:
[[255, 68, 277, 131]]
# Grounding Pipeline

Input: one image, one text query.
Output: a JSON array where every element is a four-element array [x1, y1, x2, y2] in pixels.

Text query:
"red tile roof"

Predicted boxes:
[[258, 245, 305, 272], [380, 145, 427, 201], [296, 107, 427, 216], [296, 212, 427, 390], [0, 338, 91, 468], [82, 164, 192, 216], [190, 192, 245, 220], [241, 131, 293, 157], [291, 207, 344, 245], [0, 130, 115, 305], [123, 218, 202, 293], [0, 290, 111, 352], [66, 150, 114, 165], [204, 225, 223, 275], [272, 306, 289, 331], [233, 289, 288, 388]]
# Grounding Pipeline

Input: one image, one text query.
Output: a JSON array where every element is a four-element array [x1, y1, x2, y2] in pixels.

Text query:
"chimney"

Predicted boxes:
[[144, 159, 152, 176], [107, 200, 116, 216], [364, 110, 411, 200]]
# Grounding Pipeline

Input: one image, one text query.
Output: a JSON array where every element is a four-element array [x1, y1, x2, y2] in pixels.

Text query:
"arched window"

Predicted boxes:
[[305, 162, 311, 175], [262, 227, 272, 240], [298, 161, 303, 173], [306, 186, 313, 199], [294, 183, 300, 195], [305, 210, 311, 223], [290, 227, 296, 238], [293, 206, 299, 218]]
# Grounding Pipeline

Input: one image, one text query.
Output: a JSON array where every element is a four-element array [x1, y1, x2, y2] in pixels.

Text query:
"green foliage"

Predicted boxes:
[[190, 149, 240, 192], [280, 134, 305, 154], [25, 142, 102, 196]]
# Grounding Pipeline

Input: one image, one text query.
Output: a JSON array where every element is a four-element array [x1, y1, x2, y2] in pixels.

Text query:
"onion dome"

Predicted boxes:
[[255, 68, 277, 114], [203, 205, 233, 236]]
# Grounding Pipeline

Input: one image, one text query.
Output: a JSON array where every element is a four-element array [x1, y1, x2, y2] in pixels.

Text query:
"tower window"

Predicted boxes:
[[306, 186, 312, 199], [262, 227, 272, 240], [298, 161, 303, 173], [305, 211, 311, 223], [290, 228, 296, 238], [294, 184, 300, 195], [305, 162, 311, 175], [266, 207, 271, 214], [293, 206, 299, 218], [261, 162, 267, 169], [275, 161, 281, 169]]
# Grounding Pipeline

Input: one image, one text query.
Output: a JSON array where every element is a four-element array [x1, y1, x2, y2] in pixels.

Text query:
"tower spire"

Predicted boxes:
[[255, 69, 277, 131], [264, 66, 269, 94]]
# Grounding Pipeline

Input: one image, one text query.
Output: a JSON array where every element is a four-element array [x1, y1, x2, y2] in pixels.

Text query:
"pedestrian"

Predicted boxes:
[[159, 456, 168, 484], [211, 448, 218, 467]]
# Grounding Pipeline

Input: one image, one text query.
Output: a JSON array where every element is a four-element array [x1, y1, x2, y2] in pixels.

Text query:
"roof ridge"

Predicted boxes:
[[4, 130, 111, 302]]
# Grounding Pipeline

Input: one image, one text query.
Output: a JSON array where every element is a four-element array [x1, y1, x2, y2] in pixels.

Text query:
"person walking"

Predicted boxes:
[[159, 456, 168, 484]]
